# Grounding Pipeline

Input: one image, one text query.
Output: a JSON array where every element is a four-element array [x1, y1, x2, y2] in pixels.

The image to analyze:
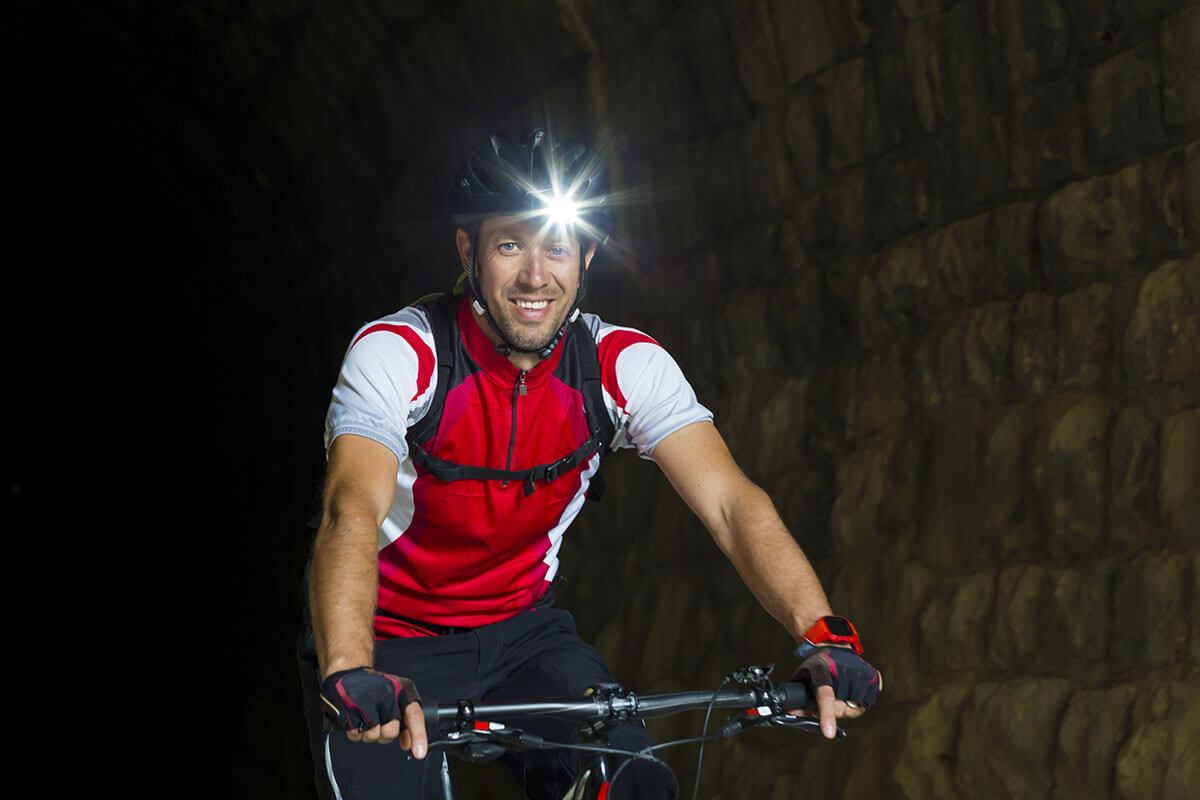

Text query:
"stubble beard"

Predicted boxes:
[[491, 294, 574, 354]]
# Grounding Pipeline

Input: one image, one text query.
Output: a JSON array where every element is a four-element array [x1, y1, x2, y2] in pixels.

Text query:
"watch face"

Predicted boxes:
[[825, 616, 855, 637]]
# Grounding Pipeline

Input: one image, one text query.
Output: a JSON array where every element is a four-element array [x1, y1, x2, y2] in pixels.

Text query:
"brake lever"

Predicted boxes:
[[427, 723, 549, 756], [719, 707, 845, 738]]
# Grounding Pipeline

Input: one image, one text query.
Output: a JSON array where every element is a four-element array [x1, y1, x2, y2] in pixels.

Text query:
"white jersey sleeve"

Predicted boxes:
[[324, 306, 438, 462], [588, 315, 714, 459]]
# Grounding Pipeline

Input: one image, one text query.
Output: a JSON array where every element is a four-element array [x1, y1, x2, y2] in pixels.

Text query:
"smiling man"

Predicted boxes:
[[298, 129, 882, 800]]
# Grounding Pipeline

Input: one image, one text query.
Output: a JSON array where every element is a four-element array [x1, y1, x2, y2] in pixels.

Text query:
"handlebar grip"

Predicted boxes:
[[776, 681, 811, 710], [422, 702, 442, 736]]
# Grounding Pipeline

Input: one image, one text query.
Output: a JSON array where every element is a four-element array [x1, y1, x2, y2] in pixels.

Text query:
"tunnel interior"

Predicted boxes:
[[9, 2, 1198, 799]]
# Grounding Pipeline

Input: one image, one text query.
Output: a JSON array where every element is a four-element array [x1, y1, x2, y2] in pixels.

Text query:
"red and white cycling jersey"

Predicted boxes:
[[326, 297, 712, 637]]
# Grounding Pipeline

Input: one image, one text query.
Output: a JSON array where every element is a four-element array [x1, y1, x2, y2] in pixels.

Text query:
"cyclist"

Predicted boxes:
[[298, 128, 881, 800]]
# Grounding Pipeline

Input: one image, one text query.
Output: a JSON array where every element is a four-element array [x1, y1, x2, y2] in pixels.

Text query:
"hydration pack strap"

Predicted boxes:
[[409, 432, 606, 497], [404, 292, 615, 498]]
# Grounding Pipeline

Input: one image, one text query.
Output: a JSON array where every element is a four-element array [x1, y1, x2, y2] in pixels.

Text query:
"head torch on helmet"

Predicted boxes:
[[448, 129, 614, 243]]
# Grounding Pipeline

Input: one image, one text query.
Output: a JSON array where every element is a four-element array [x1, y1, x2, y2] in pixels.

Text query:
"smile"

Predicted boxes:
[[514, 299, 550, 310]]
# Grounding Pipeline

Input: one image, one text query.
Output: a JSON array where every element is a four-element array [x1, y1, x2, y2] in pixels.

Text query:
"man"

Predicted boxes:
[[298, 128, 881, 800]]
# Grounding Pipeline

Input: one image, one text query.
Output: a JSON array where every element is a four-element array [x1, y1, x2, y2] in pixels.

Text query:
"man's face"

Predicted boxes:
[[457, 215, 596, 358]]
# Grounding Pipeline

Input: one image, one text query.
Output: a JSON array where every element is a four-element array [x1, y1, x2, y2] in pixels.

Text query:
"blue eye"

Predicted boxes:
[[499, 242, 519, 253]]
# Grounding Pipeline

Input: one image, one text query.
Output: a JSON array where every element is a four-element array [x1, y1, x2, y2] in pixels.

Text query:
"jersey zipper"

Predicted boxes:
[[502, 370, 527, 485]]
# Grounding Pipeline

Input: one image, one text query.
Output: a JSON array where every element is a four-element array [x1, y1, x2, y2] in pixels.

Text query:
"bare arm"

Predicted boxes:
[[651, 420, 832, 641], [308, 434, 427, 753], [652, 420, 871, 737], [309, 433, 399, 678]]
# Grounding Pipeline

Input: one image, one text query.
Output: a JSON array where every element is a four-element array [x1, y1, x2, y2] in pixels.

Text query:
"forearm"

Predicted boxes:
[[715, 484, 832, 643], [309, 501, 382, 680]]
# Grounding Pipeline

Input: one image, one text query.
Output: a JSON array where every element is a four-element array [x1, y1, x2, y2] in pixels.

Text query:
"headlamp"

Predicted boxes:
[[543, 194, 579, 227], [529, 188, 580, 228]]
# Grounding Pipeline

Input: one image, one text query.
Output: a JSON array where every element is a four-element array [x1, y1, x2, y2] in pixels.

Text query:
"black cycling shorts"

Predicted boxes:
[[297, 604, 675, 800]]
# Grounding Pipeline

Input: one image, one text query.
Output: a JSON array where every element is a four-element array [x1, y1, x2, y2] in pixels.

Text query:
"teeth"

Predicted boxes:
[[515, 299, 549, 309]]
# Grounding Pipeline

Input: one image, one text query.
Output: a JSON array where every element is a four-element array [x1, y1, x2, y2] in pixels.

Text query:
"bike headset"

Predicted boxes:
[[447, 128, 615, 360]]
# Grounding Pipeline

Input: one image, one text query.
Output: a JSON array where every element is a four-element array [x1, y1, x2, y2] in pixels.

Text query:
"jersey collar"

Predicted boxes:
[[456, 297, 566, 385]]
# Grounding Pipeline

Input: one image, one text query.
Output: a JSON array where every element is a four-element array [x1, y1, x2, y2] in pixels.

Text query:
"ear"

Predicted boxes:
[[582, 240, 598, 271], [455, 228, 473, 272]]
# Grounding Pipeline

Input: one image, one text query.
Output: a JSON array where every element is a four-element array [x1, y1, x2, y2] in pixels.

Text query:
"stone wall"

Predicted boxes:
[[555, 3, 1200, 798], [158, 0, 1199, 797]]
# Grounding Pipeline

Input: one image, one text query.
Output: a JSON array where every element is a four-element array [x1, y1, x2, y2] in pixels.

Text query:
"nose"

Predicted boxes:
[[516, 251, 549, 288]]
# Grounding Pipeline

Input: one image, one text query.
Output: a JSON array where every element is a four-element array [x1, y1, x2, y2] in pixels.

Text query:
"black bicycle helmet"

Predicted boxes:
[[448, 129, 614, 359], [449, 128, 614, 242]]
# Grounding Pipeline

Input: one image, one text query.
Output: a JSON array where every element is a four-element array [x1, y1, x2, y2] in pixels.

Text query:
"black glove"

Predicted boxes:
[[793, 647, 881, 708], [320, 667, 422, 731]]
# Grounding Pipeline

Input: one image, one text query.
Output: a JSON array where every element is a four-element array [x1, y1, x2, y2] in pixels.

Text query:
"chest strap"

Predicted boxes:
[[404, 293, 614, 498]]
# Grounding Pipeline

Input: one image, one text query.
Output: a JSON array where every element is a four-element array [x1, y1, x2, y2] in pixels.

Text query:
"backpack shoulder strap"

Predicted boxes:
[[404, 291, 458, 452], [570, 315, 615, 458]]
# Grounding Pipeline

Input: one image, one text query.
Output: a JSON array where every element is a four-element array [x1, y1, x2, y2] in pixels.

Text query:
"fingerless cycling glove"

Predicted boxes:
[[320, 667, 422, 731]]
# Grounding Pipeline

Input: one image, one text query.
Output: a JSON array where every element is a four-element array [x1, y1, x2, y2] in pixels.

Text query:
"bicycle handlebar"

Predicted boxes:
[[422, 679, 815, 738]]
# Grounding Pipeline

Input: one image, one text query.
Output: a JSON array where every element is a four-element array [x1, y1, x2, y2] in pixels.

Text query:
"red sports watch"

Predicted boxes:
[[794, 615, 863, 658]]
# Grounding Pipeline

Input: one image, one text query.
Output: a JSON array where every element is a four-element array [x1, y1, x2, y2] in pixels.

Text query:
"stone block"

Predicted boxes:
[[917, 395, 990, 566], [1013, 293, 1058, 395], [1048, 562, 1114, 663], [830, 444, 893, 554], [783, 86, 828, 192], [918, 573, 995, 670], [741, 107, 797, 218], [1085, 41, 1165, 163], [964, 301, 1015, 394], [1054, 684, 1138, 800], [1056, 282, 1114, 389], [820, 57, 881, 173], [982, 405, 1038, 559], [993, 201, 1039, 299], [676, 3, 753, 132], [722, 0, 787, 107], [943, 1, 995, 122], [1185, 142, 1200, 248], [1033, 394, 1115, 560], [1038, 167, 1145, 290], [984, 0, 1073, 93], [844, 358, 911, 445], [1160, 408, 1200, 547], [1011, 77, 1087, 191], [1115, 681, 1200, 800], [1123, 255, 1200, 383], [1111, 551, 1189, 670], [867, 146, 935, 244], [815, 169, 870, 252], [946, 114, 1011, 216], [1140, 147, 1190, 256], [1108, 407, 1161, 549], [769, 0, 839, 84], [873, 561, 935, 702], [892, 685, 972, 799], [930, 213, 994, 307], [1162, 4, 1200, 131], [872, 27, 924, 151], [752, 375, 812, 477], [1192, 553, 1200, 667], [988, 563, 1050, 667], [956, 679, 1072, 800], [874, 234, 935, 327], [904, 16, 953, 134]]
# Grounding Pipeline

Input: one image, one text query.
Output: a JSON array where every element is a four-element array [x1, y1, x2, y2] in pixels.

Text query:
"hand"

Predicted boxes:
[[320, 667, 428, 758], [790, 647, 882, 739]]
